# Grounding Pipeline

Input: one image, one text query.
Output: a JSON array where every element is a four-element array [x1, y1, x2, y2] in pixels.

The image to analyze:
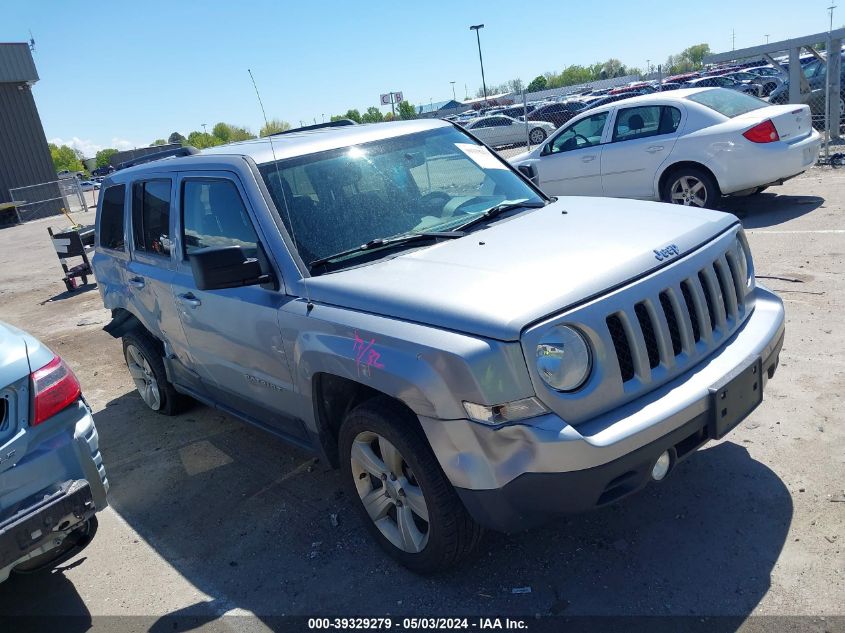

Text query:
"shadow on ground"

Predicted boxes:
[[0, 390, 794, 625], [722, 193, 824, 229], [40, 283, 98, 304]]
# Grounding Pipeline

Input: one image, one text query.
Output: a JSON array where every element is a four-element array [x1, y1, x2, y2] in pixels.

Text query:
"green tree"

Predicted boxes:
[[167, 132, 186, 145], [507, 78, 524, 93], [383, 111, 396, 122], [150, 139, 167, 146], [95, 148, 118, 168], [49, 143, 84, 173], [526, 75, 547, 92], [361, 106, 384, 123], [344, 109, 363, 123], [212, 122, 256, 143], [259, 118, 291, 137], [601, 58, 626, 79], [186, 131, 221, 149], [397, 101, 416, 120]]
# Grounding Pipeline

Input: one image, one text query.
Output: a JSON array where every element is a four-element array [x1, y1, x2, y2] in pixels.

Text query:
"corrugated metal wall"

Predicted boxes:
[[0, 83, 58, 209], [0, 43, 39, 84]]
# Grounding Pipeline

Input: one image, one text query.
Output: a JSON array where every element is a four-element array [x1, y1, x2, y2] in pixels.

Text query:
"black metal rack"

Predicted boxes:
[[47, 225, 94, 291]]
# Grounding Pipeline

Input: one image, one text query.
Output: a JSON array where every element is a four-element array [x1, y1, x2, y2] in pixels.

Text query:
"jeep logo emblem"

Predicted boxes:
[[653, 244, 680, 261]]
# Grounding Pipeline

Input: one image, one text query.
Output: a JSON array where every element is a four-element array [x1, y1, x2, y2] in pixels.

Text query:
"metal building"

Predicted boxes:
[[0, 43, 56, 212]]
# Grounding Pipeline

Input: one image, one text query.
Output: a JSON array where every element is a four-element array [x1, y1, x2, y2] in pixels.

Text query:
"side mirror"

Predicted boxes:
[[540, 143, 551, 156], [188, 246, 271, 291]]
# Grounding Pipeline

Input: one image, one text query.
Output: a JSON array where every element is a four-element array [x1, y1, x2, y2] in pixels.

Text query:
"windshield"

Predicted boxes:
[[686, 88, 767, 118], [258, 126, 543, 266]]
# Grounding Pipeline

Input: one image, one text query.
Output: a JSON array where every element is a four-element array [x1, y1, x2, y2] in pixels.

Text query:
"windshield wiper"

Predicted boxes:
[[309, 231, 464, 270], [454, 199, 547, 233]]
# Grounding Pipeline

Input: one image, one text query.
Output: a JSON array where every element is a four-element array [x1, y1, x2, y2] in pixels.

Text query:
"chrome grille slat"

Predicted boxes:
[[714, 257, 738, 321], [724, 251, 746, 314], [666, 286, 695, 354], [701, 265, 727, 330], [645, 297, 676, 369], [688, 274, 714, 343], [619, 308, 652, 381]]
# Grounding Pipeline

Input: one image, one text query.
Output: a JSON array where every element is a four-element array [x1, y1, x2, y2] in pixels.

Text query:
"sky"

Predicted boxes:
[[0, 0, 836, 157]]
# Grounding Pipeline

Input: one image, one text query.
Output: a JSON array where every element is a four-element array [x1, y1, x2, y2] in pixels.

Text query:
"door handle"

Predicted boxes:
[[646, 145, 665, 153], [581, 155, 596, 162], [128, 276, 145, 288], [177, 293, 202, 308]]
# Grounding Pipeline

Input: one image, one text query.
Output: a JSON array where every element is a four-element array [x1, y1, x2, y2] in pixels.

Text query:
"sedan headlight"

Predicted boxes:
[[536, 325, 592, 392]]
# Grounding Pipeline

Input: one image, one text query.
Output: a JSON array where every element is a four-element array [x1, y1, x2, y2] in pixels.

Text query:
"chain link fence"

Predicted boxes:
[[8, 176, 88, 224]]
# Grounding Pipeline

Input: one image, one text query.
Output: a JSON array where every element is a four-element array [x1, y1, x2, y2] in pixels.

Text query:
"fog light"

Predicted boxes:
[[651, 451, 671, 481]]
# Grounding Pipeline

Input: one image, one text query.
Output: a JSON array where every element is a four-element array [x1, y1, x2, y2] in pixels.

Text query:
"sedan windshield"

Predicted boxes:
[[258, 126, 544, 268]]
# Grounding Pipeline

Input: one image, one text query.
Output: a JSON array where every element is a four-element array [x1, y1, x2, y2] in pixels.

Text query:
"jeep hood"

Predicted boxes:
[[305, 197, 738, 341]]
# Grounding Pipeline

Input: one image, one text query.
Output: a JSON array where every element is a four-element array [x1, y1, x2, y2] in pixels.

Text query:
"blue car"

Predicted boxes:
[[0, 321, 108, 582]]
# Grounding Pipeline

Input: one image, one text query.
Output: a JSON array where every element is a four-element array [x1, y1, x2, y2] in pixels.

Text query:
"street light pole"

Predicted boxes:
[[450, 81, 456, 100], [469, 24, 487, 101]]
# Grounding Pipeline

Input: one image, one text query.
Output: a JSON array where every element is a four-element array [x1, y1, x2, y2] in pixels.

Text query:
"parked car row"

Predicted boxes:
[[511, 87, 820, 208]]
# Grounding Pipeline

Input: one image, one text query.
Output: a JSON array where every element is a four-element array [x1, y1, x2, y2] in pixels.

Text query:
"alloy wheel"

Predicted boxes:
[[350, 430, 430, 554], [529, 128, 546, 144], [125, 344, 162, 410], [669, 175, 707, 207]]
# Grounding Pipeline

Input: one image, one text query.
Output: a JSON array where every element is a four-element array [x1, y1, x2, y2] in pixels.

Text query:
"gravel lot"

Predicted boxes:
[[0, 167, 842, 630]]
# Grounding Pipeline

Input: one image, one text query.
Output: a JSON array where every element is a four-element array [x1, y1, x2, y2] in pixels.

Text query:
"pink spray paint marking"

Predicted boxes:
[[353, 330, 385, 376]]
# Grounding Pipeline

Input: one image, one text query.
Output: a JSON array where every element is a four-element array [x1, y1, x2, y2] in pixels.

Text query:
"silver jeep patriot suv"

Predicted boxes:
[[92, 119, 784, 572]]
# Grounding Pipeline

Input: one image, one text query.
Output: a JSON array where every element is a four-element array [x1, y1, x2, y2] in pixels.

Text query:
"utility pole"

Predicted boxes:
[[469, 24, 487, 101], [732, 29, 736, 50], [201, 123, 207, 134], [764, 34, 770, 44], [646, 59, 650, 76], [829, 4, 837, 32], [450, 81, 456, 100]]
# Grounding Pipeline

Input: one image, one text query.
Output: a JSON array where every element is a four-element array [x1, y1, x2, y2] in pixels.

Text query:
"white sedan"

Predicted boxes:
[[510, 88, 821, 208], [463, 115, 556, 148]]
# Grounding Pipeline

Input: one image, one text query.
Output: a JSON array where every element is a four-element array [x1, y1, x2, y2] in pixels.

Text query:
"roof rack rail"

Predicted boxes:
[[116, 146, 200, 170], [269, 119, 357, 136]]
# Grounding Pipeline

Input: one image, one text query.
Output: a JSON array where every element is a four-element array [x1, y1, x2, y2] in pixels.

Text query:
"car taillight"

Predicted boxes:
[[31, 355, 81, 425], [743, 119, 780, 143]]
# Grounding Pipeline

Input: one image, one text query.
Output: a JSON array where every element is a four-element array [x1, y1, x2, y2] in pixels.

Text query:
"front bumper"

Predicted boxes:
[[420, 286, 785, 532]]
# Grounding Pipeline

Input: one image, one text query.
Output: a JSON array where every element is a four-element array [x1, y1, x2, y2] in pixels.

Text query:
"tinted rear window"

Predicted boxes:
[[686, 88, 766, 117], [99, 184, 126, 250]]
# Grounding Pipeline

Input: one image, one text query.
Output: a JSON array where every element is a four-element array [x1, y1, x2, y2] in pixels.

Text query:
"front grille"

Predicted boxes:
[[605, 245, 748, 384]]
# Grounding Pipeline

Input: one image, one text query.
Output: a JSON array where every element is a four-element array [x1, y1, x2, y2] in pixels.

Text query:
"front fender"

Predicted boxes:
[[282, 301, 536, 421]]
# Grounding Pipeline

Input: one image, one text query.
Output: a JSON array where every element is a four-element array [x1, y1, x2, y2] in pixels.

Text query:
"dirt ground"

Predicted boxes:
[[0, 169, 842, 630]]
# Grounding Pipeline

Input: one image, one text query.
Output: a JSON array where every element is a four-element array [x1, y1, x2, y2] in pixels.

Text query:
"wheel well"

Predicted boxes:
[[312, 373, 419, 468], [658, 161, 721, 199]]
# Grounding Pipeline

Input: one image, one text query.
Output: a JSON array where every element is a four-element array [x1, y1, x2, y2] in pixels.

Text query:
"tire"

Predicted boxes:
[[662, 166, 720, 209], [529, 127, 547, 144], [339, 397, 483, 573], [122, 331, 188, 415]]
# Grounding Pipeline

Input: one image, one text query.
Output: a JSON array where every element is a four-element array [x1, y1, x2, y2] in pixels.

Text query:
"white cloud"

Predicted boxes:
[[111, 137, 135, 151], [49, 136, 139, 158]]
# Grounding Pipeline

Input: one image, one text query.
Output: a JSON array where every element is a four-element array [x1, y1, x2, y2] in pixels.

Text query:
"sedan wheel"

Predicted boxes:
[[669, 175, 708, 208], [350, 430, 430, 554], [125, 343, 162, 410], [529, 128, 547, 144]]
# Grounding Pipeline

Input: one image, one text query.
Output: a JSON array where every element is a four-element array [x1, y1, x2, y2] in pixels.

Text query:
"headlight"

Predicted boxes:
[[735, 234, 753, 286], [536, 325, 592, 392]]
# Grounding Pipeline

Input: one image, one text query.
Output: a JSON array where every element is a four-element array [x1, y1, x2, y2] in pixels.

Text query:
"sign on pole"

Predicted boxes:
[[379, 90, 404, 116]]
